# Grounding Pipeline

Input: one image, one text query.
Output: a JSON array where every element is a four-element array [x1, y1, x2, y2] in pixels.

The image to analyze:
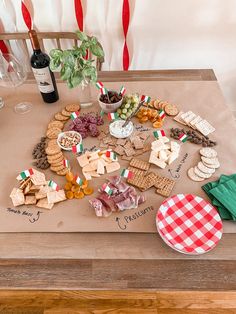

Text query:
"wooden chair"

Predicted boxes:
[[0, 32, 104, 71]]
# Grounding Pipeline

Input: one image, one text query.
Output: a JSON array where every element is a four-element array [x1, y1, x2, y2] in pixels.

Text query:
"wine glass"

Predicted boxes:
[[0, 53, 32, 114]]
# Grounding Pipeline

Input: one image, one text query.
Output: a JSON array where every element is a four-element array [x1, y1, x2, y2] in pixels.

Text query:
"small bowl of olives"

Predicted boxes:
[[98, 90, 123, 113]]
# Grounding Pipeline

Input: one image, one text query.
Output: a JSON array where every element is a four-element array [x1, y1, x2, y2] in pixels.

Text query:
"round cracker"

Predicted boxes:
[[187, 167, 205, 182], [201, 156, 219, 165], [48, 120, 64, 129], [50, 164, 65, 172], [56, 168, 68, 176], [46, 128, 61, 139], [61, 109, 72, 117], [164, 103, 179, 116], [47, 139, 58, 147], [65, 103, 81, 112], [203, 161, 220, 169], [45, 145, 61, 155], [47, 155, 64, 164], [47, 151, 63, 161], [153, 100, 160, 110], [194, 166, 212, 179], [55, 113, 69, 121], [197, 161, 215, 174], [200, 147, 217, 158]]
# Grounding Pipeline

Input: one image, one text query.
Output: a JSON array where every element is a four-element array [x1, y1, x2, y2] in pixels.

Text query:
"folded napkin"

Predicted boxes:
[[202, 174, 236, 220]]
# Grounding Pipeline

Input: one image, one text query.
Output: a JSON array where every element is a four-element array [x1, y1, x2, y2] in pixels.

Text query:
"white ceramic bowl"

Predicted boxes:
[[98, 90, 123, 113], [57, 131, 82, 151]]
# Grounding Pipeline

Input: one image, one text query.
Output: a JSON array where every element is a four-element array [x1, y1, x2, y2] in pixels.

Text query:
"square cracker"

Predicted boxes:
[[140, 172, 158, 191], [36, 198, 54, 210], [47, 190, 66, 204], [155, 178, 175, 197], [114, 145, 125, 156], [130, 158, 150, 171], [125, 147, 136, 157], [128, 166, 147, 177]]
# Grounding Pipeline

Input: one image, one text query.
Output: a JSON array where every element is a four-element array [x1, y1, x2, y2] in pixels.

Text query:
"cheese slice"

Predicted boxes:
[[167, 152, 179, 165], [97, 159, 105, 175], [106, 161, 120, 173], [77, 154, 89, 168], [159, 150, 168, 162]]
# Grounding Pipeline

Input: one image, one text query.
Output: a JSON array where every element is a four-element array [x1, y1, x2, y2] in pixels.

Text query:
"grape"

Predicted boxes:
[[125, 103, 130, 109], [122, 108, 127, 114], [120, 114, 126, 120], [117, 108, 122, 114]]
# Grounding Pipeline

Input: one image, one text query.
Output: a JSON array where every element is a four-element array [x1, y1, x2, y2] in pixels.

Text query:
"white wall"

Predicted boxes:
[[1, 0, 236, 111]]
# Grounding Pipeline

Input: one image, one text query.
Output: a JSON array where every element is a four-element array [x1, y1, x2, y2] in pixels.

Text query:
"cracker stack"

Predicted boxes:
[[188, 148, 220, 182], [10, 169, 66, 209], [45, 103, 80, 176], [126, 158, 175, 197]]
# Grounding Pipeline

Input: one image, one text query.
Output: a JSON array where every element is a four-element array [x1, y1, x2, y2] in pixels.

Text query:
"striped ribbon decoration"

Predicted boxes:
[[122, 0, 130, 71], [0, 40, 9, 54], [74, 0, 83, 32], [21, 1, 33, 30], [74, 0, 88, 59]]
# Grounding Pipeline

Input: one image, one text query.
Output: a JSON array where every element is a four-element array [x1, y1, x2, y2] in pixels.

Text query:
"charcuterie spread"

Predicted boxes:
[[2, 80, 236, 254]]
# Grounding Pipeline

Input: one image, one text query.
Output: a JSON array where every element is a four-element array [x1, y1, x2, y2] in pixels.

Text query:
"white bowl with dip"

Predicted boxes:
[[57, 131, 82, 151], [109, 120, 134, 139], [98, 90, 123, 113]]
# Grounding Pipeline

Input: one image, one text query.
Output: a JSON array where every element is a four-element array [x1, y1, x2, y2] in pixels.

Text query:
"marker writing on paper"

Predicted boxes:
[[168, 153, 189, 179], [3, 207, 43, 224], [115, 206, 154, 231]]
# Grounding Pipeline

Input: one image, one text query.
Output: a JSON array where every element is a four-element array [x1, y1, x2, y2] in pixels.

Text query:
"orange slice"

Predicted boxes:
[[81, 180, 88, 189]]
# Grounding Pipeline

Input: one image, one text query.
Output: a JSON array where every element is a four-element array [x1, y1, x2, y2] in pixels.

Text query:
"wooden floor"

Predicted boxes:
[[0, 291, 236, 313]]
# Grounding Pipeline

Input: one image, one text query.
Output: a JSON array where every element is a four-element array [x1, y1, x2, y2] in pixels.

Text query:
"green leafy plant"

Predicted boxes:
[[49, 30, 104, 89]]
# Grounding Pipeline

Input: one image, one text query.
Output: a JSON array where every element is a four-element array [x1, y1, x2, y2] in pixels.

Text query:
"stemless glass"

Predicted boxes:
[[0, 52, 32, 114]]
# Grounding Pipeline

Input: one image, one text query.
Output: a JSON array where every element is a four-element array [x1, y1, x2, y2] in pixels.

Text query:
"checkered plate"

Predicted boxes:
[[156, 194, 223, 255]]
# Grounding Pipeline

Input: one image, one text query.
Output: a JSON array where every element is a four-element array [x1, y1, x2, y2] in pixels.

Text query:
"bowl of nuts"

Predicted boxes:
[[98, 90, 123, 113], [57, 131, 82, 151]]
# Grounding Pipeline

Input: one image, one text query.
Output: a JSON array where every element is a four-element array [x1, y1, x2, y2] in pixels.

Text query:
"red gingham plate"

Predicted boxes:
[[156, 194, 223, 255]]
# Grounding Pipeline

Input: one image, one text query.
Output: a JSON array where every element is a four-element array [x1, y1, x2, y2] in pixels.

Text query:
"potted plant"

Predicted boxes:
[[49, 30, 104, 105]]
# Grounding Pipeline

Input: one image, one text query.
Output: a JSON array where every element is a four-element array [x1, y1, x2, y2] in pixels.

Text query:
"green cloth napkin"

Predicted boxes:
[[202, 174, 236, 221]]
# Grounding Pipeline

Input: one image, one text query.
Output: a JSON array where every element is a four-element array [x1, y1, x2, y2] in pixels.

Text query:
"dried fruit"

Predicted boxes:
[[83, 187, 94, 195], [66, 191, 74, 199], [74, 191, 85, 199]]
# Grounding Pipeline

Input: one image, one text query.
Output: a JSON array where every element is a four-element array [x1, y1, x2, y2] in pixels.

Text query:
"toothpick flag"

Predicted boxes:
[[100, 110, 105, 117], [153, 130, 166, 139], [63, 159, 70, 168], [106, 151, 117, 161], [48, 180, 59, 191], [75, 175, 83, 186], [96, 81, 104, 89], [19, 168, 34, 180], [72, 143, 84, 153], [141, 95, 151, 103], [121, 169, 133, 179], [178, 133, 188, 143], [159, 110, 165, 120], [102, 183, 113, 196], [100, 87, 108, 95], [119, 85, 126, 96], [107, 112, 119, 121], [70, 111, 80, 120]]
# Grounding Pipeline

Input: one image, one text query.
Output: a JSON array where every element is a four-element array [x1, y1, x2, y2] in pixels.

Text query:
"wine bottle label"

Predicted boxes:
[[32, 67, 54, 93]]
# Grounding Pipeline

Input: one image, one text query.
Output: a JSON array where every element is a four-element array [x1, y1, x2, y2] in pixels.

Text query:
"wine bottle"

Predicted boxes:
[[28, 30, 59, 103]]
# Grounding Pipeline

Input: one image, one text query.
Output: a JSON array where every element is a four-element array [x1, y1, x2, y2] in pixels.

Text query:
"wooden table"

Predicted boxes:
[[0, 69, 236, 294]]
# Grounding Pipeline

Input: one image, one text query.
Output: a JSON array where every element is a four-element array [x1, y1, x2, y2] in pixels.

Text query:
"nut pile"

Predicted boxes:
[[58, 132, 81, 150], [32, 137, 50, 170], [170, 128, 217, 147], [100, 91, 122, 104]]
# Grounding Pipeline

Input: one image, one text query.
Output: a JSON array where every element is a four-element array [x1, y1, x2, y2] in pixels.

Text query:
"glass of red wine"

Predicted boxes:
[[0, 53, 32, 114]]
